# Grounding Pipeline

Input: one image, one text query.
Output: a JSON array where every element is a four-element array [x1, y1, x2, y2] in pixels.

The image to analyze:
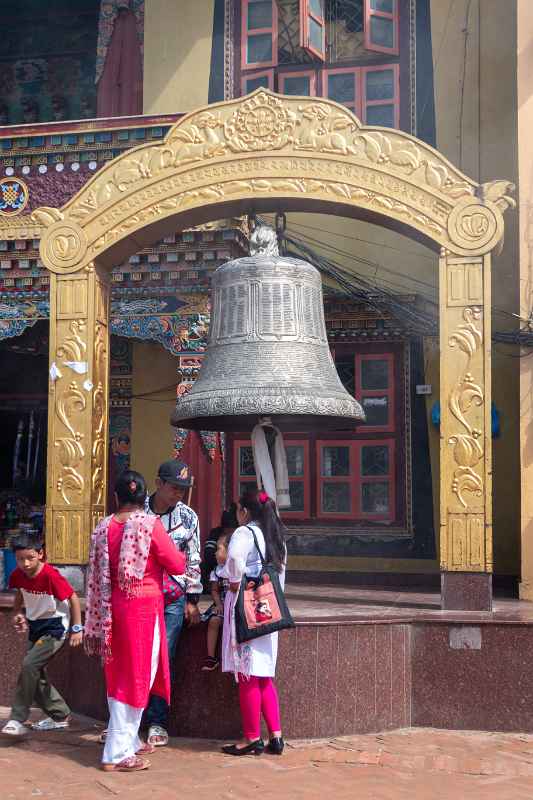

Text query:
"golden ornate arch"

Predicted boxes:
[[4, 90, 514, 607], [34, 90, 513, 272]]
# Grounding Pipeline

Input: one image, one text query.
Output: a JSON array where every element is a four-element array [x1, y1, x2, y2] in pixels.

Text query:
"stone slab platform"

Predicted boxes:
[[2, 585, 533, 738]]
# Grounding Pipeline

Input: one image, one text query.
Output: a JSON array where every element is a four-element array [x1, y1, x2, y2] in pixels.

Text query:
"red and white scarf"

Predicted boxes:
[[84, 511, 157, 661]]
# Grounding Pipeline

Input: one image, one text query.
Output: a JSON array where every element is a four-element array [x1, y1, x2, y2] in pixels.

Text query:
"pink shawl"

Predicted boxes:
[[84, 511, 157, 661]]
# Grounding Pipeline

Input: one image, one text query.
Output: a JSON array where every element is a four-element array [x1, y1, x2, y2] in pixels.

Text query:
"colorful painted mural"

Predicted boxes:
[[0, 0, 100, 125]]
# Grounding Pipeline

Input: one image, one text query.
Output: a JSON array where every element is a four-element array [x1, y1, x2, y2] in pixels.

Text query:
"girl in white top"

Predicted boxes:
[[220, 488, 286, 757]]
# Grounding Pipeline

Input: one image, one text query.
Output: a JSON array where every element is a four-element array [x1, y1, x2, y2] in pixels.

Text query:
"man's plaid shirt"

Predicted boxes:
[[145, 495, 202, 601]]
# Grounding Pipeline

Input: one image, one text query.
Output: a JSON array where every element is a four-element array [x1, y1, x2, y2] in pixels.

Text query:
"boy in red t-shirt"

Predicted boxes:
[[1, 533, 83, 738]]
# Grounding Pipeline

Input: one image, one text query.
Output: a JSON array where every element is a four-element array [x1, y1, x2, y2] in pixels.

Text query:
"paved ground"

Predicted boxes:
[[3, 710, 533, 799]]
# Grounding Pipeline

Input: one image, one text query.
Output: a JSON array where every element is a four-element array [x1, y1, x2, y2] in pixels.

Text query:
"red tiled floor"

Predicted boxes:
[[3, 709, 533, 799]]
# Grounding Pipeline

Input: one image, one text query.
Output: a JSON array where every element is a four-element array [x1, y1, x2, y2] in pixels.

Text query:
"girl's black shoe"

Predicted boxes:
[[221, 739, 264, 756], [266, 736, 284, 755]]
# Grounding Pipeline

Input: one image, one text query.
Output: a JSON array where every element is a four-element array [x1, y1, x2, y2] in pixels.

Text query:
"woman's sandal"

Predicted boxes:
[[101, 756, 150, 772], [136, 742, 155, 755], [201, 656, 220, 671]]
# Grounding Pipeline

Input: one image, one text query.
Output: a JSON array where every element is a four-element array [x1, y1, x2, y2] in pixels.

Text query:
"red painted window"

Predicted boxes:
[[299, 0, 326, 61], [316, 439, 395, 522], [233, 438, 310, 518], [324, 64, 399, 125], [324, 67, 362, 114], [279, 69, 317, 97], [358, 438, 396, 521], [362, 64, 400, 128], [241, 0, 279, 71], [356, 352, 395, 433], [364, 0, 399, 55], [241, 69, 275, 95]]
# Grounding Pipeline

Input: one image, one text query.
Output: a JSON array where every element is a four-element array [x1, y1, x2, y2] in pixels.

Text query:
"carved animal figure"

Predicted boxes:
[[169, 113, 226, 164], [297, 106, 354, 154]]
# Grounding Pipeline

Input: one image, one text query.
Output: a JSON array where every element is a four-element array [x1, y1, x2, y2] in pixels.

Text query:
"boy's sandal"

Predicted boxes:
[[201, 656, 220, 671], [136, 742, 155, 755], [101, 756, 150, 772]]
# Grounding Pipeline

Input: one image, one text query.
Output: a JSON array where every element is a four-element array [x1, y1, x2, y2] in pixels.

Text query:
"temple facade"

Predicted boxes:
[[0, 0, 524, 595]]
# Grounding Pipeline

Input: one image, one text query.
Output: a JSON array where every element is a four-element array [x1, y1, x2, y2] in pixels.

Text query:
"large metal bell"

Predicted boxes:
[[171, 225, 365, 432]]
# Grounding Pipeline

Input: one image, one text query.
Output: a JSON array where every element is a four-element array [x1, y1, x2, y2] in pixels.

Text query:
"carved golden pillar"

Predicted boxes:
[[45, 264, 110, 563], [439, 252, 492, 610]]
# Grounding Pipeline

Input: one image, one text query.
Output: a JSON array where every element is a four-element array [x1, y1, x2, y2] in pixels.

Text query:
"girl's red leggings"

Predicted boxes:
[[238, 675, 281, 740]]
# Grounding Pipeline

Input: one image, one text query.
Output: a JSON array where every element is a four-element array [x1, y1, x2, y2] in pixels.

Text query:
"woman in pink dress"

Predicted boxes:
[[85, 470, 185, 772]]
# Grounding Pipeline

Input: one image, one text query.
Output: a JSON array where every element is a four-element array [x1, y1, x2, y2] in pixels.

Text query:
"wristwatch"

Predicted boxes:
[[70, 624, 83, 633]]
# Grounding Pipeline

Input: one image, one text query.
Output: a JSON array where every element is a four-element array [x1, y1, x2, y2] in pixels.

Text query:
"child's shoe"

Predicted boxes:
[[31, 716, 70, 731], [1, 720, 29, 737], [201, 656, 220, 671]]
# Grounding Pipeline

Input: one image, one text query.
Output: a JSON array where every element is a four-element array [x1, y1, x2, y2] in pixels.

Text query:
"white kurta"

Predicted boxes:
[[220, 523, 285, 678]]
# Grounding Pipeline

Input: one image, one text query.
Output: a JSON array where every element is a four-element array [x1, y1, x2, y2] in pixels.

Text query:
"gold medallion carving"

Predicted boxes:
[[225, 91, 296, 151], [448, 200, 501, 254], [42, 220, 88, 273]]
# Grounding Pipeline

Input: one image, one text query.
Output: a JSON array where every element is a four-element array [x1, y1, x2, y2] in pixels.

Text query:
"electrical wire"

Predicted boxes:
[[283, 222, 520, 324], [286, 218, 436, 262], [419, 0, 457, 128], [458, 0, 474, 171], [286, 227, 439, 301]]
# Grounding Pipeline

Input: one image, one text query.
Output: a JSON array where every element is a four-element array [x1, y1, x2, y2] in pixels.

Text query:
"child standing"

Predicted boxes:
[[1, 533, 83, 738], [201, 533, 231, 671]]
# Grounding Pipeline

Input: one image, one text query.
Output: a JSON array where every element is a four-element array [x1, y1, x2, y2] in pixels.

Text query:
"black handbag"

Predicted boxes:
[[235, 526, 295, 644]]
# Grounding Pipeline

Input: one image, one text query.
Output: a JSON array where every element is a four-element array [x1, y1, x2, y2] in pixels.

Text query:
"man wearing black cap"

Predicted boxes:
[[144, 459, 201, 747]]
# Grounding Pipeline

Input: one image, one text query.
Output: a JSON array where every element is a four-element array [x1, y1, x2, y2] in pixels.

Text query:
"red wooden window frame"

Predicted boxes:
[[316, 440, 355, 519], [316, 439, 396, 522], [358, 438, 396, 522], [323, 65, 399, 126], [241, 69, 275, 95], [233, 439, 257, 498], [362, 64, 400, 128], [364, 0, 399, 56], [356, 352, 395, 433], [241, 0, 279, 71], [299, 0, 326, 61], [233, 438, 310, 518], [323, 67, 362, 115], [282, 439, 310, 518], [279, 69, 317, 97]]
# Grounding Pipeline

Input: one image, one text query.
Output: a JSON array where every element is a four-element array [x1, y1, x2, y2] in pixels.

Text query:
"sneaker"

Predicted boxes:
[[1, 720, 29, 737], [31, 716, 70, 731]]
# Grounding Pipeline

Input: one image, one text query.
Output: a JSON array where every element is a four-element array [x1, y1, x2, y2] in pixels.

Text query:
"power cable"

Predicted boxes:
[[287, 218, 436, 262], [419, 0, 457, 128]]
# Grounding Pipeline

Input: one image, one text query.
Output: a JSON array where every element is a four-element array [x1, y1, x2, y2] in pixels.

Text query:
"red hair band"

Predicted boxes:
[[258, 491, 269, 504]]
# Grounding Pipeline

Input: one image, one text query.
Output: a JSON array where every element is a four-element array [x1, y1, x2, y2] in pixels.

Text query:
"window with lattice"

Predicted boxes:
[[238, 0, 401, 125], [326, 0, 366, 61]]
